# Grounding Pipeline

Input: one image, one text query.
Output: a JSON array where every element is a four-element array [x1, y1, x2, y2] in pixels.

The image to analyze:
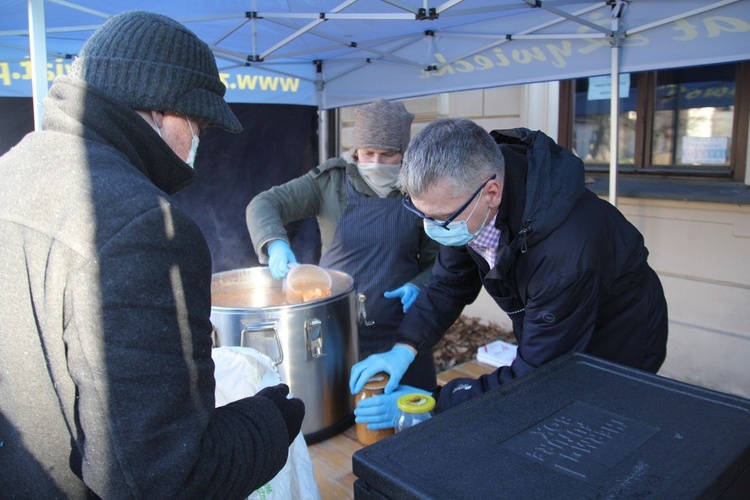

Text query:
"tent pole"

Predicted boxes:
[[315, 60, 327, 165], [319, 109, 328, 165], [28, 0, 48, 131], [609, 44, 619, 207], [608, 2, 624, 208]]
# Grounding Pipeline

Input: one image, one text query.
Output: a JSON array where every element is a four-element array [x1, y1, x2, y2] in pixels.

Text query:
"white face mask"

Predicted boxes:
[[151, 115, 200, 168], [185, 117, 200, 168], [357, 162, 401, 198]]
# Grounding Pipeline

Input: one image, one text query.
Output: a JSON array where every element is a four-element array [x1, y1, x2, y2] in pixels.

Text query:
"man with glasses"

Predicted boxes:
[[350, 118, 668, 428]]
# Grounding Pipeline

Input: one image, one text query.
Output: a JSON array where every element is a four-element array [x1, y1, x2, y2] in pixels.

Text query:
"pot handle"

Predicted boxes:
[[357, 293, 375, 326], [306, 318, 325, 359], [241, 322, 283, 366], [210, 324, 219, 348]]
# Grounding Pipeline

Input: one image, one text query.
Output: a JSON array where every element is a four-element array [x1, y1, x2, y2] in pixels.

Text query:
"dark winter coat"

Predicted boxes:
[[398, 128, 668, 413], [0, 76, 291, 498]]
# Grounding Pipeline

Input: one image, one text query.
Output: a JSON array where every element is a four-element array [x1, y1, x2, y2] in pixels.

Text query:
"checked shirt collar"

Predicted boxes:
[[468, 213, 501, 268]]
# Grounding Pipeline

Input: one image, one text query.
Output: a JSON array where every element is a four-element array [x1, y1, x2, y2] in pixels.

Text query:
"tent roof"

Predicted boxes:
[[1, 0, 749, 109]]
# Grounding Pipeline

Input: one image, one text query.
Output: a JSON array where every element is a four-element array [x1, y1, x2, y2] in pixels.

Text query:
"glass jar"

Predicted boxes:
[[396, 393, 436, 432], [355, 372, 395, 445]]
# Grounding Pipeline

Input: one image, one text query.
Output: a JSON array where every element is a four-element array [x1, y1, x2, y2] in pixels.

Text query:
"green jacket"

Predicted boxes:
[[246, 153, 438, 288]]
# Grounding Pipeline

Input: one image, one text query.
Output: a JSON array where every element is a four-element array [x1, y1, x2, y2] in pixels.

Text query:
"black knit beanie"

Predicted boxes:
[[70, 11, 242, 133]]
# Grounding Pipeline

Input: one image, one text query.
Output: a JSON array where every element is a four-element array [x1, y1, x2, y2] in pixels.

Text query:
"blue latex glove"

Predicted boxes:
[[354, 385, 430, 430], [267, 240, 297, 280], [349, 345, 415, 395], [383, 283, 419, 313]]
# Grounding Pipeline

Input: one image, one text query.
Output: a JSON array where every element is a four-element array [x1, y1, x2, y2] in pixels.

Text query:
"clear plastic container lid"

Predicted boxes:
[[284, 264, 332, 303], [397, 393, 436, 414]]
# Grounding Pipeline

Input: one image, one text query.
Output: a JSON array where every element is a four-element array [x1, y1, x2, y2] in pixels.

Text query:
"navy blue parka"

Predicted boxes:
[[398, 128, 668, 413]]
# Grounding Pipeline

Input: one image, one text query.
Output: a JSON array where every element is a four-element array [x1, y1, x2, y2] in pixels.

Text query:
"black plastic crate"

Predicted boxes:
[[353, 353, 750, 499]]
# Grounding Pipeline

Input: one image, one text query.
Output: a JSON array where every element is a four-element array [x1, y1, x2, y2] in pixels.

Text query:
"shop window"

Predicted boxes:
[[559, 62, 749, 180], [572, 74, 638, 166]]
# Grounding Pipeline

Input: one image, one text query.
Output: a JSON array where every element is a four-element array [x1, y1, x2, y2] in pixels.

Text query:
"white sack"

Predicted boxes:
[[212, 346, 321, 500]]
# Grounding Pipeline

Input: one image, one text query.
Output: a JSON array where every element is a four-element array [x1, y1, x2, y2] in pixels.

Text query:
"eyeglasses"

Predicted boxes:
[[402, 174, 496, 229]]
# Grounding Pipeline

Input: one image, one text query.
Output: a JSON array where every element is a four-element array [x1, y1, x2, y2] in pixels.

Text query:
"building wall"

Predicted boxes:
[[340, 85, 750, 400], [618, 198, 750, 399]]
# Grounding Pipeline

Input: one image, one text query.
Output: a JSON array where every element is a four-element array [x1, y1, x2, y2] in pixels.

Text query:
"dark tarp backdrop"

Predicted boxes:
[[174, 103, 322, 273], [0, 98, 322, 274], [0, 98, 35, 155]]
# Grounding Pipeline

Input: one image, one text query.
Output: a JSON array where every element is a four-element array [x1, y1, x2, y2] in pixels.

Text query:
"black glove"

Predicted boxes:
[[255, 384, 305, 444]]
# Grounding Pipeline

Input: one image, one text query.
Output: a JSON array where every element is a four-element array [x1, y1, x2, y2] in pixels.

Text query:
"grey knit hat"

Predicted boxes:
[[71, 11, 242, 133], [354, 99, 414, 152]]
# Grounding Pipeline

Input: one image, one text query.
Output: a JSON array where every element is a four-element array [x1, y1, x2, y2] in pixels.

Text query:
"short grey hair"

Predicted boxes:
[[399, 118, 504, 198]]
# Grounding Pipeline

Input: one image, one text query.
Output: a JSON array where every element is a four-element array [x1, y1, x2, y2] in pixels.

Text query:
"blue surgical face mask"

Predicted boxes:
[[423, 191, 490, 246]]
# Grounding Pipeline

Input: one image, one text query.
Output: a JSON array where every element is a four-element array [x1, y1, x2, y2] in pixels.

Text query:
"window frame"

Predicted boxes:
[[558, 62, 749, 182]]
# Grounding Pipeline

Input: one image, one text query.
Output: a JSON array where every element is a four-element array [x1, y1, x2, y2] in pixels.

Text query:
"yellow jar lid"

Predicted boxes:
[[397, 393, 436, 413]]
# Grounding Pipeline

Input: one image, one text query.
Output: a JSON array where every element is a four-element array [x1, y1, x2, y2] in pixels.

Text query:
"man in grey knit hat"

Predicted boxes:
[[247, 98, 440, 404], [0, 11, 303, 498]]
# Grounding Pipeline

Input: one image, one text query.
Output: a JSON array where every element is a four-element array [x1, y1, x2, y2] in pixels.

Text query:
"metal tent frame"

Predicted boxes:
[[4, 0, 749, 204]]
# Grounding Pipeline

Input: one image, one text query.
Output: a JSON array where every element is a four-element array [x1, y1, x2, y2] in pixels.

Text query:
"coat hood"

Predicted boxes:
[[491, 128, 586, 253]]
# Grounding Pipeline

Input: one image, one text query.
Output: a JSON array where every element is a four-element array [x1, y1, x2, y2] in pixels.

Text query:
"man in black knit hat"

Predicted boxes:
[[0, 11, 304, 498]]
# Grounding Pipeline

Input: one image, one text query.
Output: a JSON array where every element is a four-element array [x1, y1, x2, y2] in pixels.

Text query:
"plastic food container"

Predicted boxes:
[[395, 393, 435, 432]]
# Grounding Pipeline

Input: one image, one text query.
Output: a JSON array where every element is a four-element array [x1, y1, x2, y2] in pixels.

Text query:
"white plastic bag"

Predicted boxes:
[[212, 346, 321, 500]]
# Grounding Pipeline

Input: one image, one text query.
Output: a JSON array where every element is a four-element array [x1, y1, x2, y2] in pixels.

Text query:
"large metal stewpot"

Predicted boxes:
[[210, 267, 359, 444]]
